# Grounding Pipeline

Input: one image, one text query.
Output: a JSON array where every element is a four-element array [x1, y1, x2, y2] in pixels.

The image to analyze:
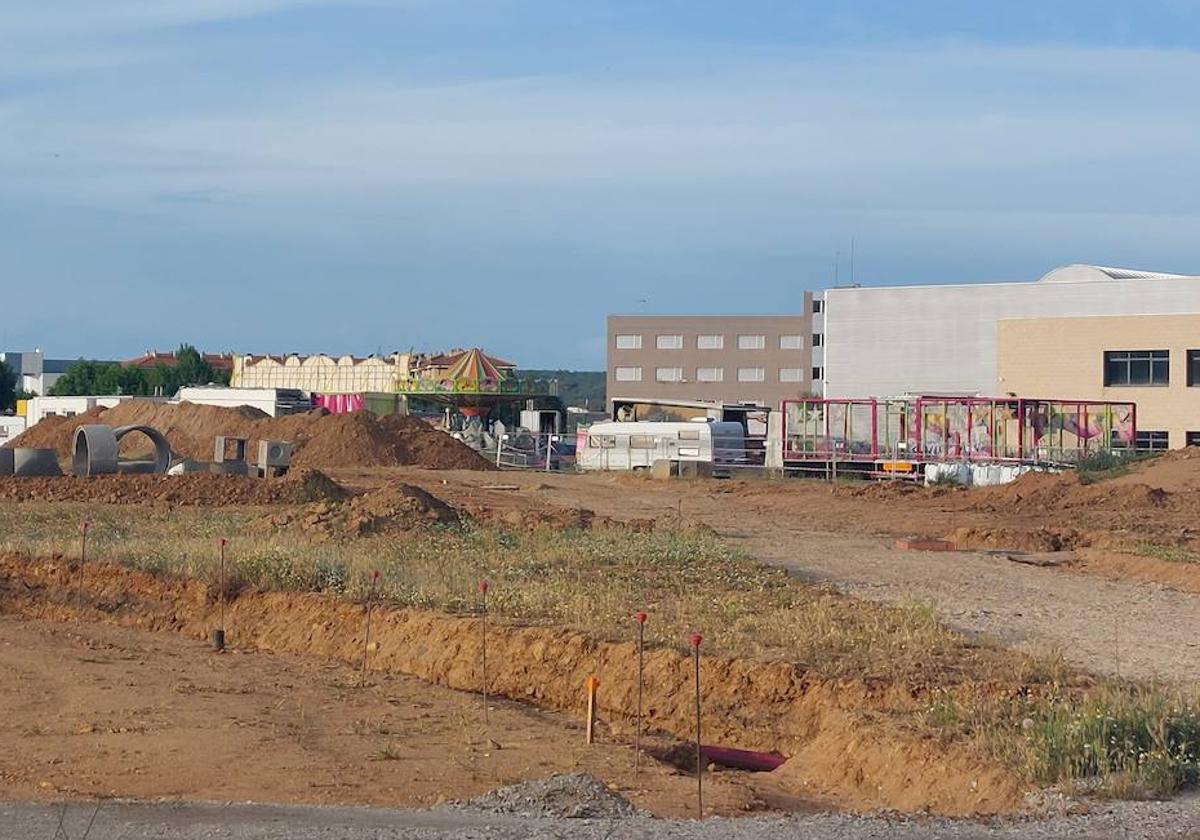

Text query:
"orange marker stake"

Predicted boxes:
[[76, 521, 90, 611], [585, 675, 600, 744], [478, 580, 490, 723], [360, 570, 380, 686]]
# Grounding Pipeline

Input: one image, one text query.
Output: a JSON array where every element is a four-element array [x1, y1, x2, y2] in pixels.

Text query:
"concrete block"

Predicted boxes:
[[651, 459, 677, 480], [13, 448, 63, 477], [0, 448, 13, 476], [677, 461, 713, 479]]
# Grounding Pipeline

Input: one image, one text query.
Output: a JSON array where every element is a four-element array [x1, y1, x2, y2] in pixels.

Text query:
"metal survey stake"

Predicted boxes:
[[478, 580, 489, 723], [360, 570, 380, 686], [212, 538, 228, 651], [690, 632, 703, 819], [634, 611, 647, 775], [76, 521, 90, 611]]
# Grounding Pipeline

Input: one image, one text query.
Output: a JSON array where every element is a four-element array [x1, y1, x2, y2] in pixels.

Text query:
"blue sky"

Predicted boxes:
[[3, 1, 1199, 368]]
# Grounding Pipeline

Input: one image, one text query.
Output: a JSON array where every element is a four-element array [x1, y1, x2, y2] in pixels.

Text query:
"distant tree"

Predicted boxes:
[[50, 346, 229, 397], [0, 361, 16, 411]]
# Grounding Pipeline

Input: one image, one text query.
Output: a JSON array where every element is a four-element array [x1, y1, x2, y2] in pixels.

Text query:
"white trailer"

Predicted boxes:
[[575, 420, 745, 472]]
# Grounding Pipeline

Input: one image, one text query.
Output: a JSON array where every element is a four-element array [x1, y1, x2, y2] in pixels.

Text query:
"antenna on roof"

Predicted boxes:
[[834, 250, 840, 287], [850, 236, 855, 286]]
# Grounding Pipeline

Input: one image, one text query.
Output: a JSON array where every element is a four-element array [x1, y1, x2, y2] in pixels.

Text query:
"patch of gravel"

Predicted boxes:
[[5, 792, 1200, 839], [454, 772, 640, 820]]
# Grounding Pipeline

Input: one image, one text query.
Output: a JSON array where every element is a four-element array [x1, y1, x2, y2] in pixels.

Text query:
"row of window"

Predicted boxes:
[[614, 334, 819, 351], [1117, 431, 1200, 451], [615, 366, 823, 383], [1104, 349, 1200, 387]]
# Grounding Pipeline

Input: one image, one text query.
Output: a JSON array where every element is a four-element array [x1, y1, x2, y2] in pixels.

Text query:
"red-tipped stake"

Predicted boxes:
[[359, 570, 381, 687], [634, 611, 648, 776], [77, 521, 91, 611], [478, 580, 490, 724], [690, 632, 703, 819]]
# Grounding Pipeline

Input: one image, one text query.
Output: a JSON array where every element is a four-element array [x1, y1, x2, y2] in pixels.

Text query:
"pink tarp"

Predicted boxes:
[[313, 393, 365, 414]]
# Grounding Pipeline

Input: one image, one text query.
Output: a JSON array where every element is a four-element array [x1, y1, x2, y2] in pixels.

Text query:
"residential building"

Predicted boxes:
[[606, 305, 815, 408], [997, 313, 1200, 450], [820, 265, 1200, 399], [124, 350, 235, 372]]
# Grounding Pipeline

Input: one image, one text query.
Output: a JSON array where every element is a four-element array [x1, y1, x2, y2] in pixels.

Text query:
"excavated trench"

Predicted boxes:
[[0, 553, 1024, 816]]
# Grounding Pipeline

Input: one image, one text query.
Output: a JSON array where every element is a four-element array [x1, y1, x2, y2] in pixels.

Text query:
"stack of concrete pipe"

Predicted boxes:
[[72, 425, 172, 477]]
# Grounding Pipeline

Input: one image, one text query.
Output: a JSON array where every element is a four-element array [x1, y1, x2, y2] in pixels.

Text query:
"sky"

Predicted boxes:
[[3, 1, 1199, 369]]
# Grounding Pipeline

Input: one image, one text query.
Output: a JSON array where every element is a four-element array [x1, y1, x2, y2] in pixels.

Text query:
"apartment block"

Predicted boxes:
[[607, 303, 815, 409]]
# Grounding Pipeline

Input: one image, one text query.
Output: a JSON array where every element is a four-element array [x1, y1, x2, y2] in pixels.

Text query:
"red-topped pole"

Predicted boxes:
[[478, 580, 490, 723], [634, 611, 647, 775], [690, 632, 703, 819]]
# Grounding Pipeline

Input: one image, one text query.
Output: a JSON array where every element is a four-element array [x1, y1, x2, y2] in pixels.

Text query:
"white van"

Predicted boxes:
[[575, 420, 745, 472]]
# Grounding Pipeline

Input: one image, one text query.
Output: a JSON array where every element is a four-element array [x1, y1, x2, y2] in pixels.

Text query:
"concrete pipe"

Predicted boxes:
[[13, 448, 63, 477], [0, 448, 14, 476], [113, 425, 172, 474], [72, 425, 120, 477]]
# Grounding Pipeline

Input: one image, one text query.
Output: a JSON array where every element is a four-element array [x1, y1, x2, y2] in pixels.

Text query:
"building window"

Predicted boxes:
[[1187, 432, 1200, 448], [812, 299, 824, 314], [737, 367, 765, 382], [614, 367, 642, 382], [696, 367, 724, 382], [812, 366, 824, 381], [779, 368, 804, 383], [656, 334, 683, 350], [697, 334, 724, 350], [779, 335, 804, 350], [737, 334, 765, 350], [1104, 350, 1169, 386], [656, 367, 683, 382], [1135, 430, 1170, 451], [614, 334, 642, 350], [812, 333, 824, 347], [1189, 350, 1200, 387]]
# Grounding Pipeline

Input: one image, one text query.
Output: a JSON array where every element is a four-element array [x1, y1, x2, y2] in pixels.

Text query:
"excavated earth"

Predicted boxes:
[[0, 554, 1023, 817], [4, 401, 495, 471]]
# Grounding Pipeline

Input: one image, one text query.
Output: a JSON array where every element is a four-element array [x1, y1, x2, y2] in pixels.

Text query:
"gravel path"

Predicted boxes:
[[7, 796, 1200, 840], [741, 528, 1200, 683]]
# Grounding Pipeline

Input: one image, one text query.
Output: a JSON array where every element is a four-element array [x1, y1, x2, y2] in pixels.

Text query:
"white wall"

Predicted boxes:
[[178, 387, 283, 417], [823, 277, 1200, 398], [0, 416, 26, 444]]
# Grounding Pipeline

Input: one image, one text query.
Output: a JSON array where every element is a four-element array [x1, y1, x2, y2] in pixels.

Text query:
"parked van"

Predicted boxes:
[[575, 420, 745, 472]]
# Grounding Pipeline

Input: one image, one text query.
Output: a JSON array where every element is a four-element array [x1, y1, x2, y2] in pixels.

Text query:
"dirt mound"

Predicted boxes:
[[969, 471, 1171, 515], [1111, 447, 1200, 492], [0, 468, 346, 507], [461, 773, 639, 819], [466, 504, 599, 531], [946, 526, 1091, 553], [260, 482, 461, 539], [4, 400, 495, 471]]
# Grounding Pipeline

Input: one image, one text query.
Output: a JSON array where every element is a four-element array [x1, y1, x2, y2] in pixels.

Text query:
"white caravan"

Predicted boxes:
[[575, 420, 745, 472]]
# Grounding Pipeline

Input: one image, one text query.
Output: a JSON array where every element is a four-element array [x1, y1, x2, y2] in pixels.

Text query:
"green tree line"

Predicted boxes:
[[47, 345, 230, 398]]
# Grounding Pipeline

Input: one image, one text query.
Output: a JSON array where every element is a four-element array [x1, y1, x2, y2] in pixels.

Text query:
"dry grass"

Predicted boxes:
[[3, 500, 1199, 796]]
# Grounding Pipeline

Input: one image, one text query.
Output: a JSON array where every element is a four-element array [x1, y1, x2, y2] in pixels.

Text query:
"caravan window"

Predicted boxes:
[[589, 434, 617, 449], [678, 447, 700, 457], [678, 429, 700, 441], [629, 435, 656, 449]]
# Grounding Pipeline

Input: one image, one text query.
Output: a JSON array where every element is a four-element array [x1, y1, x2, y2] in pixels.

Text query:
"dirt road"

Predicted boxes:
[[376, 469, 1200, 684]]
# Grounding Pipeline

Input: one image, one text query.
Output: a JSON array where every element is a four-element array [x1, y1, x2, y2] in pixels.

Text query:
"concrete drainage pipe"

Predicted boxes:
[[113, 425, 172, 474], [72, 426, 120, 477]]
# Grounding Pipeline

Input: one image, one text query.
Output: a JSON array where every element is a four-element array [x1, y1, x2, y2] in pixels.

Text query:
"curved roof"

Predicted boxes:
[[1038, 264, 1196, 283]]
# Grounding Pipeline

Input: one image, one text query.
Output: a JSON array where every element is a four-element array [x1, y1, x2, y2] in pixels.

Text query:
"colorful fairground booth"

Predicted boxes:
[[781, 395, 1136, 473], [396, 348, 562, 430]]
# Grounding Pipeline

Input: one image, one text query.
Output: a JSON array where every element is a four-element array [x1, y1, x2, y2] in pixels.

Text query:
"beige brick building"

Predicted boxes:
[[997, 313, 1200, 449], [606, 305, 816, 409]]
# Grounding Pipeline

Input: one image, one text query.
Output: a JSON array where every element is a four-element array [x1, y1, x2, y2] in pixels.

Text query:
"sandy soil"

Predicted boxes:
[[342, 468, 1200, 684], [0, 614, 772, 818]]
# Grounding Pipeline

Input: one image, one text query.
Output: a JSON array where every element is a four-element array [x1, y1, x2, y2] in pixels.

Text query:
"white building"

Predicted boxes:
[[0, 350, 77, 396], [819, 265, 1200, 398], [177, 386, 311, 417]]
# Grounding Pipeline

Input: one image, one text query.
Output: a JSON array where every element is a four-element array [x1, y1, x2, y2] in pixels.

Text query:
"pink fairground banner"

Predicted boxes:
[[313, 393, 365, 414]]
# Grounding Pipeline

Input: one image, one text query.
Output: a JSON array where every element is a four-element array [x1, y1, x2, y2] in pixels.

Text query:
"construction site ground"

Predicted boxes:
[[5, 445, 1200, 837]]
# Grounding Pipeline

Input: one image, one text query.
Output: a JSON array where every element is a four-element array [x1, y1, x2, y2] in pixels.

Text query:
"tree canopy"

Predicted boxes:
[[48, 345, 230, 397], [0, 361, 16, 411]]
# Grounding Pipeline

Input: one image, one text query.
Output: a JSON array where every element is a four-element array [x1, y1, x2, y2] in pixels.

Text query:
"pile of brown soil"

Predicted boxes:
[[969, 472, 1172, 515], [0, 469, 346, 507], [4, 401, 495, 471], [260, 482, 461, 539], [465, 504, 600, 531], [945, 525, 1091, 553]]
